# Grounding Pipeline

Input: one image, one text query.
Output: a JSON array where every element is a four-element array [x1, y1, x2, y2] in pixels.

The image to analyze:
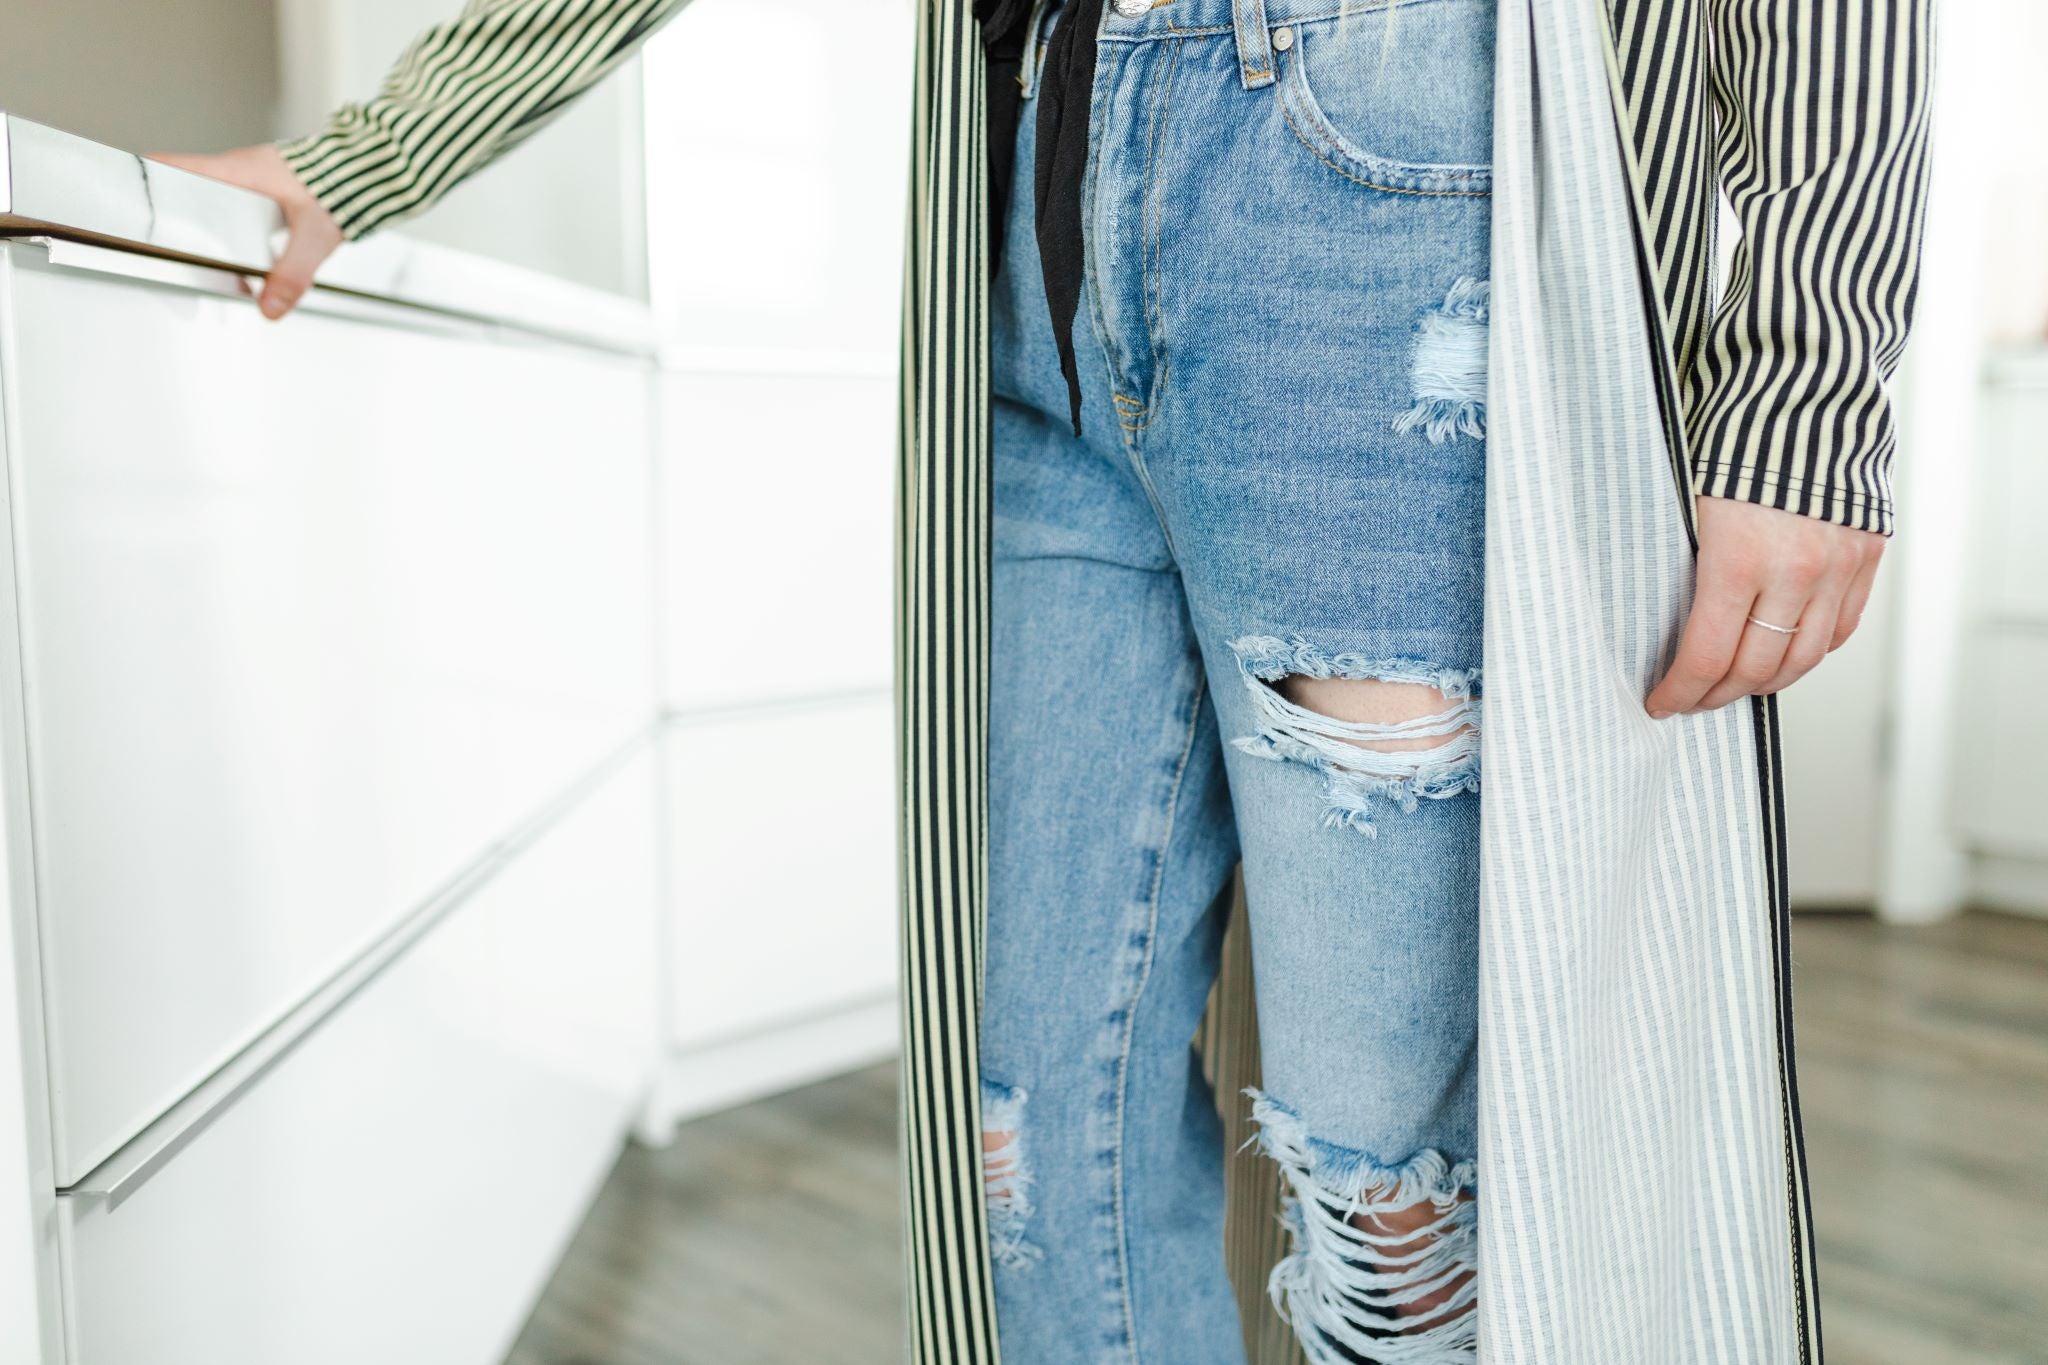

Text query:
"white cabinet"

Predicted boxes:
[[664, 697, 897, 1050], [2, 254, 656, 1182], [0, 107, 885, 1365], [58, 752, 659, 1365], [1956, 353, 2048, 875], [1976, 355, 2048, 621], [1956, 632, 2048, 860], [638, 0, 909, 1116]]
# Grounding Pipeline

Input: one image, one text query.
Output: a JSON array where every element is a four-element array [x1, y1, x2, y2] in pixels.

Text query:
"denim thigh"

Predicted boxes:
[[985, 0, 1494, 1360], [1089, 0, 1492, 1184]]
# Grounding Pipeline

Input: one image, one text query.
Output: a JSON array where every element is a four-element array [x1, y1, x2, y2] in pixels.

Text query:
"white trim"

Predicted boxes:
[[0, 240, 66, 1365], [663, 687, 890, 730], [635, 994, 897, 1146], [655, 344, 898, 380], [1970, 854, 2048, 920]]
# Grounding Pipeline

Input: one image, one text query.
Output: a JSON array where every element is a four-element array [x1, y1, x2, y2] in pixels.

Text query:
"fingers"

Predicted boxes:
[[1831, 551, 1882, 651], [1643, 568, 1752, 718], [145, 146, 343, 321], [259, 208, 326, 319], [1691, 594, 1807, 712], [1729, 581, 1848, 702], [1646, 496, 1889, 720], [258, 194, 347, 319], [1755, 591, 1838, 696]]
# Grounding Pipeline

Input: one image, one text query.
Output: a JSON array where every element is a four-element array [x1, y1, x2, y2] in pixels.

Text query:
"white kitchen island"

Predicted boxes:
[[0, 110, 896, 1365]]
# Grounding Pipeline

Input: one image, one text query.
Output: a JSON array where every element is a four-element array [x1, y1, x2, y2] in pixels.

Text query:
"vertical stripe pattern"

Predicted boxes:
[[1612, 0, 1936, 533], [896, 3, 1000, 1363], [1477, 0, 1814, 1359]]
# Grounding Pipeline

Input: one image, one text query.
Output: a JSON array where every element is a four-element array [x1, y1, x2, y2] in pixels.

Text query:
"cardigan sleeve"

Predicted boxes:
[[278, 0, 694, 241], [1685, 0, 1936, 535]]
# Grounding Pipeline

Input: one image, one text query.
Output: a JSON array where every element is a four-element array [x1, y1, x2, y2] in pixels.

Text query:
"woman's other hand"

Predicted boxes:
[[1645, 494, 1886, 718], [147, 146, 342, 320]]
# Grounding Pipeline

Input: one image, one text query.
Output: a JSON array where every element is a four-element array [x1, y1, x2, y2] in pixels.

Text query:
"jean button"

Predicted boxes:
[[1272, 25, 1295, 49], [1112, 0, 1154, 15]]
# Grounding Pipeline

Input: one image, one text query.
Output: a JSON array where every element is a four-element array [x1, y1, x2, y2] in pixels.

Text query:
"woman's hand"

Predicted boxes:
[[147, 145, 342, 320], [1645, 494, 1886, 718]]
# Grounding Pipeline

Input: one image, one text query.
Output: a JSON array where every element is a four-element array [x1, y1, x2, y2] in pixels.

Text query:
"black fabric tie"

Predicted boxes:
[[975, 0, 1033, 274], [978, 0, 1104, 436]]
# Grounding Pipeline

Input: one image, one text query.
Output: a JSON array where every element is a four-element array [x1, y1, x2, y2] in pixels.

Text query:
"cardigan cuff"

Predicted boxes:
[[277, 124, 410, 242], [1689, 455, 1895, 537]]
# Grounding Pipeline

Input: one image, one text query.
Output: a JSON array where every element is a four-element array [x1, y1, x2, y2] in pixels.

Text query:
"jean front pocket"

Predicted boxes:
[[1274, 0, 1495, 196]]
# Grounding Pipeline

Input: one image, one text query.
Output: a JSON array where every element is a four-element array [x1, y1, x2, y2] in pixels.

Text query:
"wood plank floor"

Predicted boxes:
[[504, 911, 2048, 1364], [1793, 911, 2048, 1365]]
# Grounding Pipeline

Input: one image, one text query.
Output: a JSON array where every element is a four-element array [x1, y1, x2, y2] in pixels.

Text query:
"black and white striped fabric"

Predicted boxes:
[[891, 0, 1924, 1360], [897, 1, 1001, 1359], [282, 0, 691, 239], [279, 0, 1932, 1358], [1611, 0, 1934, 536]]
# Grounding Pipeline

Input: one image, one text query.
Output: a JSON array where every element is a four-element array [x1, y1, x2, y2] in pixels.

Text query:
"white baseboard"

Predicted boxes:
[[1971, 852, 2048, 920], [634, 994, 898, 1145]]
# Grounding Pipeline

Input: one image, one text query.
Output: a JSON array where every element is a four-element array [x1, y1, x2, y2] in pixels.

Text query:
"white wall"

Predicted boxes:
[[639, 0, 912, 1124], [0, 0, 279, 151]]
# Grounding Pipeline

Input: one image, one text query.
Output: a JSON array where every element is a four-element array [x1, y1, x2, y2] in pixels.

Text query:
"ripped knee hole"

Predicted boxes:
[[1244, 1089, 1479, 1364], [1227, 634, 1481, 836]]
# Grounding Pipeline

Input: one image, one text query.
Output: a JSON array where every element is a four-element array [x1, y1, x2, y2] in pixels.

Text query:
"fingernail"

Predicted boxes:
[[1647, 708, 1671, 720]]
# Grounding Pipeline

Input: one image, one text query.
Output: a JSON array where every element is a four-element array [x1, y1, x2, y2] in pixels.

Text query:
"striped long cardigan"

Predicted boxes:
[[896, 2, 1929, 1360], [283, 0, 1932, 1358]]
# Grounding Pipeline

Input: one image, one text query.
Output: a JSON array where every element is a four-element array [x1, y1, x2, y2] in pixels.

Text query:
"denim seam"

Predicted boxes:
[[1278, 95, 1493, 198], [1089, 45, 1178, 556], [1141, 37, 1180, 427], [1106, 668, 1209, 1365], [1082, 51, 1142, 425]]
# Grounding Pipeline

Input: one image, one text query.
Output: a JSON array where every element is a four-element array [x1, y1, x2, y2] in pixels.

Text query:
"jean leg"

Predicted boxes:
[[983, 81, 1248, 1363], [982, 395, 1248, 1364], [1092, 5, 1497, 1358]]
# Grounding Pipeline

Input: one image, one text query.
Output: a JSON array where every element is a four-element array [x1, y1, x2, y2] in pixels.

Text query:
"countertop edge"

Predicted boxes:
[[0, 112, 656, 358]]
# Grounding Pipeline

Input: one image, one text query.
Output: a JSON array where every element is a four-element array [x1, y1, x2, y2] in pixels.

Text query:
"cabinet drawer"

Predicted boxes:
[[1954, 630, 2048, 860], [3, 261, 656, 1179], [664, 696, 897, 1047], [57, 751, 659, 1365], [1980, 375, 2048, 620]]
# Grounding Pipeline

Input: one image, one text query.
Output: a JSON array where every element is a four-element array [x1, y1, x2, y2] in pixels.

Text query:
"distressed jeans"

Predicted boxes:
[[979, 0, 1495, 1360]]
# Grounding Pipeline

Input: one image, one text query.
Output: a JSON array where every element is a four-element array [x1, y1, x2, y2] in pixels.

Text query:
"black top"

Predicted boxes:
[[979, 0, 1103, 436]]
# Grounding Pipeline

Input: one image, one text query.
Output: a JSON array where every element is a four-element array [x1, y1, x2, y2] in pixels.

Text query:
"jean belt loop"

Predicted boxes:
[[1016, 0, 1061, 99], [1233, 0, 1277, 89]]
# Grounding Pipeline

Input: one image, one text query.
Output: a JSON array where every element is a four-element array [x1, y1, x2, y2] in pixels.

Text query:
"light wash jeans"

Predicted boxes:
[[979, 0, 1496, 1360]]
